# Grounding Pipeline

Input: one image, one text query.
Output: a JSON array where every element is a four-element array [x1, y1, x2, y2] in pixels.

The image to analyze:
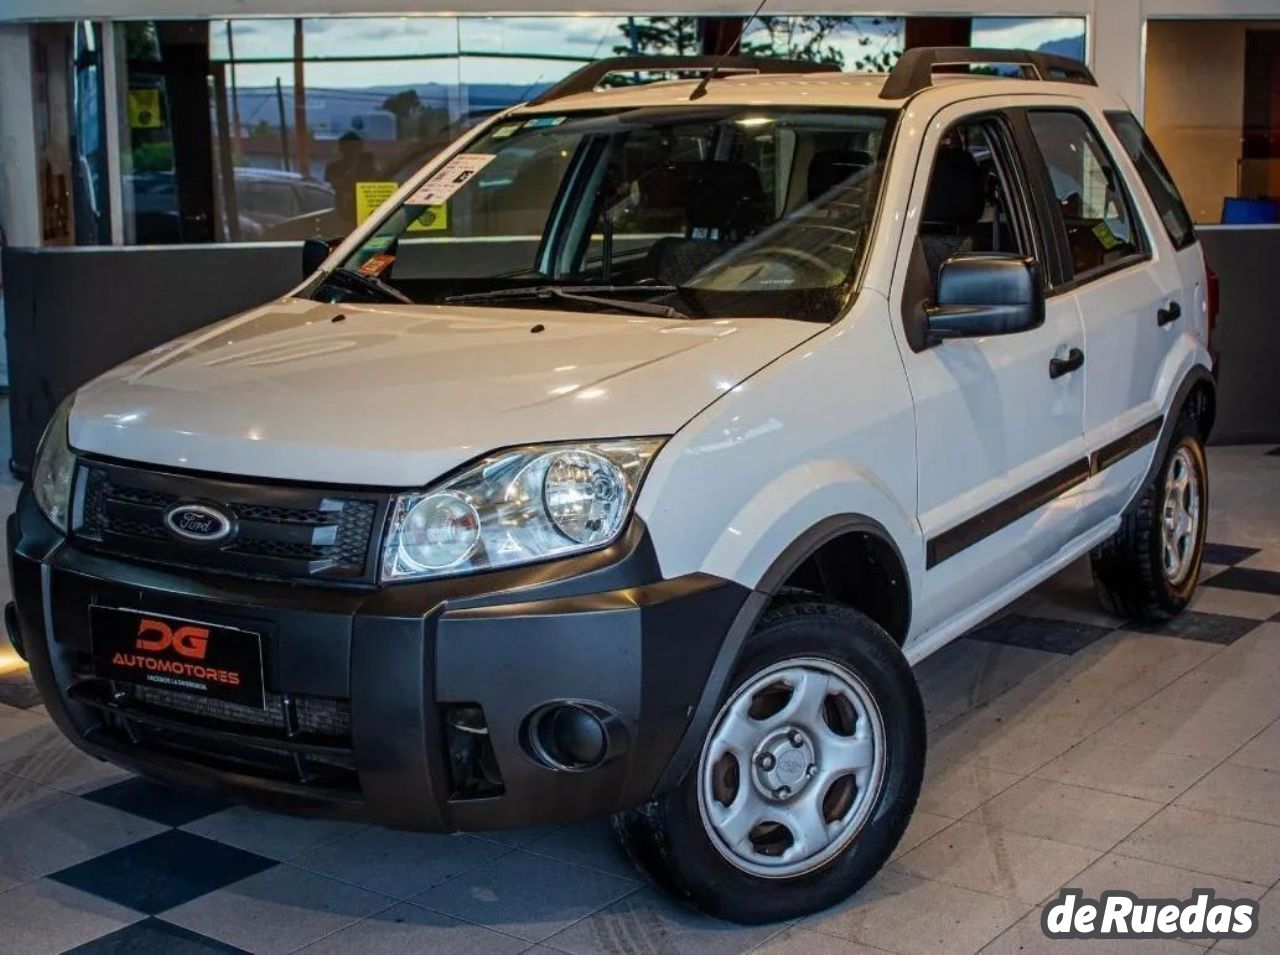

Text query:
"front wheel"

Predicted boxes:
[[613, 595, 924, 924]]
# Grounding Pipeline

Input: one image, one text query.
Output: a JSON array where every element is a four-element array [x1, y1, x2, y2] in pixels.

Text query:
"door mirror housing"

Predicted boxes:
[[925, 254, 1045, 345], [302, 236, 342, 278]]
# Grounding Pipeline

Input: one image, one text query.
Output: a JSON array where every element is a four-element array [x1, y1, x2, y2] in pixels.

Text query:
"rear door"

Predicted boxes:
[[1019, 108, 1184, 525], [1105, 109, 1206, 351]]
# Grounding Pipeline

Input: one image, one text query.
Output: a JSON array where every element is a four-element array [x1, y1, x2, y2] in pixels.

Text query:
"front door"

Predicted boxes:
[[888, 101, 1088, 640]]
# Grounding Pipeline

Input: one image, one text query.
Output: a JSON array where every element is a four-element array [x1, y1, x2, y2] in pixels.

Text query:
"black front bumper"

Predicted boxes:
[[8, 489, 750, 831]]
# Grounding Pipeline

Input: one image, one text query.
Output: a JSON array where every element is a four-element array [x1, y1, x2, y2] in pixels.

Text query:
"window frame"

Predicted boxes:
[[1012, 106, 1153, 296], [968, 111, 1046, 268], [1104, 109, 1197, 252], [897, 106, 1045, 353]]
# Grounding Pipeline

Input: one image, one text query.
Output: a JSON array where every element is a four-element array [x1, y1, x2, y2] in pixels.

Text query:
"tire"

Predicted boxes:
[[613, 594, 925, 924], [1091, 415, 1208, 621]]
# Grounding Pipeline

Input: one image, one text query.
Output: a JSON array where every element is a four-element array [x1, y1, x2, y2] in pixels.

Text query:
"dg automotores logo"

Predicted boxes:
[[1043, 888, 1258, 941]]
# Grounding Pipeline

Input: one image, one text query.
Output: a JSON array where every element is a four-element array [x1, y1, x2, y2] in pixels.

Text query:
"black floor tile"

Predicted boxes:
[[1201, 566, 1280, 596], [83, 777, 229, 827], [1129, 611, 1259, 646], [50, 829, 275, 914], [1202, 542, 1261, 567], [966, 613, 1113, 655], [66, 918, 249, 954]]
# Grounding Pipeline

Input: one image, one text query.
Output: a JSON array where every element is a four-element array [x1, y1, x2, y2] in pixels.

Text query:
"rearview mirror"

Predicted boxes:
[[925, 254, 1045, 346], [302, 236, 342, 278]]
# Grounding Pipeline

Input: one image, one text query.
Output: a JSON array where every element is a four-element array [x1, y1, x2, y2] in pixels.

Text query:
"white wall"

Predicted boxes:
[[0, 23, 35, 385], [0, 24, 39, 249]]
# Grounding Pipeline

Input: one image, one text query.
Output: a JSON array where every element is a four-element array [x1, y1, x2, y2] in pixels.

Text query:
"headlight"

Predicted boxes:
[[32, 396, 77, 533], [381, 438, 664, 581]]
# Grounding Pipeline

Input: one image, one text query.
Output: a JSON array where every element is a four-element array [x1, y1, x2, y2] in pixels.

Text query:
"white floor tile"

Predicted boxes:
[[1117, 805, 1280, 886], [1034, 738, 1216, 803], [964, 777, 1162, 851], [163, 864, 391, 954], [891, 820, 1100, 905], [0, 878, 142, 955], [801, 868, 1028, 955]]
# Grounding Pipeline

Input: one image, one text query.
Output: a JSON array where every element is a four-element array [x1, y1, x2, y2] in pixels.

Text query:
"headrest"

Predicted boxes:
[[684, 161, 765, 237], [808, 149, 875, 201], [638, 161, 696, 211], [923, 148, 985, 226]]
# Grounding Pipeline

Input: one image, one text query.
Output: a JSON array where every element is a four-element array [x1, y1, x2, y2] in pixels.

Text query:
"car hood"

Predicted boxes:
[[71, 297, 816, 486]]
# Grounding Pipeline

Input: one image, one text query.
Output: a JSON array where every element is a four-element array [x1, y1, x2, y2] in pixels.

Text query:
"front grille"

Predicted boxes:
[[74, 460, 388, 585], [135, 686, 352, 739], [69, 674, 360, 794]]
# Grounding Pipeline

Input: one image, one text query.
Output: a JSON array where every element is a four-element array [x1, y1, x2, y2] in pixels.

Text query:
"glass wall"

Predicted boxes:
[[1146, 19, 1280, 225], [50, 13, 1086, 246]]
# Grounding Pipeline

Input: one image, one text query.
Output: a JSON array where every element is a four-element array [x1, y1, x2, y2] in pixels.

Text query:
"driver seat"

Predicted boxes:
[[647, 161, 766, 286]]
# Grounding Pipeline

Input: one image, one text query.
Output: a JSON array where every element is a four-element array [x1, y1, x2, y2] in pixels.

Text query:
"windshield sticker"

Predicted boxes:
[[523, 115, 567, 130], [1092, 219, 1124, 250], [407, 205, 448, 233], [406, 153, 496, 207], [491, 123, 522, 139], [358, 253, 395, 277], [355, 181, 398, 224]]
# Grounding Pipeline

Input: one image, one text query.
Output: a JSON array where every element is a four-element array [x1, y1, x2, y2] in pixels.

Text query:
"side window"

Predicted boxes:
[[916, 116, 1033, 291], [1106, 111, 1196, 251], [1027, 110, 1146, 281]]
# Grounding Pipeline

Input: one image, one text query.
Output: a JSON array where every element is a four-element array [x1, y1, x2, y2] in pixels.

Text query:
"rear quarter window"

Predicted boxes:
[[1106, 111, 1197, 251]]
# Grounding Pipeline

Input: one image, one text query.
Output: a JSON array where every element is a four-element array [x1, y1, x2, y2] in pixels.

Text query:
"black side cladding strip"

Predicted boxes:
[[926, 416, 1164, 569], [1090, 416, 1164, 474], [926, 458, 1092, 569]]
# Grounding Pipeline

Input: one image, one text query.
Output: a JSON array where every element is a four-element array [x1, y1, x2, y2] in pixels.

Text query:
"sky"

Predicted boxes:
[[212, 15, 1086, 91]]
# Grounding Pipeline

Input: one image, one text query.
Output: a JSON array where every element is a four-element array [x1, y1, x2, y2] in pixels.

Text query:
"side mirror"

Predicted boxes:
[[925, 254, 1045, 345], [302, 236, 342, 278]]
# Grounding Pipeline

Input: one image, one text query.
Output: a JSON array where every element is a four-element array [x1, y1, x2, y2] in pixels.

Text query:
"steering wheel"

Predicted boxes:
[[764, 247, 847, 285]]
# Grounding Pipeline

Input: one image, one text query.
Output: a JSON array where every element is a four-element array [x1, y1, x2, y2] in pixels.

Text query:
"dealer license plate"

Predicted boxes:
[[90, 606, 266, 709]]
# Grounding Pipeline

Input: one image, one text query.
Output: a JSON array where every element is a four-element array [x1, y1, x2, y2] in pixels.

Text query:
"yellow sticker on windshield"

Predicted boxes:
[[1092, 219, 1123, 250], [407, 205, 448, 232], [355, 181, 397, 224], [127, 89, 164, 129]]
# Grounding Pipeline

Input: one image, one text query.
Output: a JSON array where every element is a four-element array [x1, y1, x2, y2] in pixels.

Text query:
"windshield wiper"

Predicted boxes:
[[321, 267, 413, 305], [444, 284, 689, 319]]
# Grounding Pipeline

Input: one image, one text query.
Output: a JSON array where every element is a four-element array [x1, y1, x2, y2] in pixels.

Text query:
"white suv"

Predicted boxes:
[[12, 48, 1217, 923]]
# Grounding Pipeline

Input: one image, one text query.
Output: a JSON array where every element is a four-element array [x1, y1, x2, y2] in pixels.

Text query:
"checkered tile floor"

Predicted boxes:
[[0, 444, 1277, 953]]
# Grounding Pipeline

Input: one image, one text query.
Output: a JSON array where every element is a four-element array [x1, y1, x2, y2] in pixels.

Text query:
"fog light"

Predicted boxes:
[[528, 703, 609, 771]]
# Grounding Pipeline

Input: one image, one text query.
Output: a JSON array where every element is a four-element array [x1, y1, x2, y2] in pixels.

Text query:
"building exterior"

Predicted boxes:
[[1, 0, 1277, 471]]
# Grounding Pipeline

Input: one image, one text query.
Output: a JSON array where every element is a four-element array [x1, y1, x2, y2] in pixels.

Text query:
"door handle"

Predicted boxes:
[[1157, 301, 1182, 326], [1050, 347, 1085, 379]]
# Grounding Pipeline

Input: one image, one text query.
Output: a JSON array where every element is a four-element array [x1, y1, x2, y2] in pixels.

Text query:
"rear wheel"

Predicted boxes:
[[1092, 417, 1208, 620], [614, 595, 924, 924]]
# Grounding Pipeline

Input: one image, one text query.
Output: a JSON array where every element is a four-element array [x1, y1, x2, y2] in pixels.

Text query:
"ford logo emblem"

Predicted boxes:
[[164, 503, 235, 543]]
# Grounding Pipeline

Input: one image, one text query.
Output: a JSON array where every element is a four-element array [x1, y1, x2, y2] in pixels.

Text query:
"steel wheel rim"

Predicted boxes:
[[697, 657, 887, 879], [1162, 446, 1202, 586]]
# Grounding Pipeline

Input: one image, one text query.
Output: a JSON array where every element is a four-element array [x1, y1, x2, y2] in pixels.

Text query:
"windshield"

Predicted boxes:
[[321, 105, 895, 322]]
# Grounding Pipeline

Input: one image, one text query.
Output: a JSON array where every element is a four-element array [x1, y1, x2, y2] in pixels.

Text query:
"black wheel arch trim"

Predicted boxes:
[[652, 513, 910, 794], [1125, 364, 1216, 516]]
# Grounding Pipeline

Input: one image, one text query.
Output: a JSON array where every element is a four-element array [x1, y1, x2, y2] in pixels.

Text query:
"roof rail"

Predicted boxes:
[[879, 47, 1096, 100], [529, 55, 839, 106]]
